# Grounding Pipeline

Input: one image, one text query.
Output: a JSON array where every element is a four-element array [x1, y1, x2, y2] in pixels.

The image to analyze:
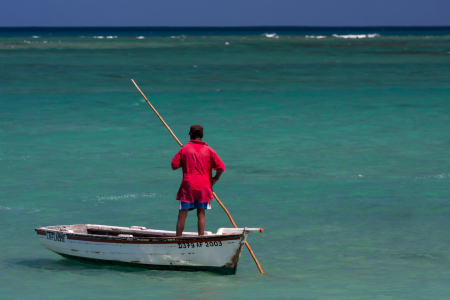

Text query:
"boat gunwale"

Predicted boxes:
[[35, 227, 243, 243]]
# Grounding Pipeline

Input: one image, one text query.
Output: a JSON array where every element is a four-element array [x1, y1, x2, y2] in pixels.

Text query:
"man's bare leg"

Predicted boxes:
[[176, 210, 188, 237], [197, 208, 206, 236]]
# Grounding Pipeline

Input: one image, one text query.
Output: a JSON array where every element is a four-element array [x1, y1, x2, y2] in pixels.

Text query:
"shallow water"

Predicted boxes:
[[1, 27, 450, 299]]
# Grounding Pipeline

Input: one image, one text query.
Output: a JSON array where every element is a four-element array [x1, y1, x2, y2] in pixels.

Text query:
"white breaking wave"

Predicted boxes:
[[305, 35, 327, 39], [136, 36, 145, 39], [264, 33, 279, 38], [32, 36, 39, 38], [93, 36, 104, 39], [106, 36, 117, 39], [84, 193, 156, 203], [332, 33, 380, 39]]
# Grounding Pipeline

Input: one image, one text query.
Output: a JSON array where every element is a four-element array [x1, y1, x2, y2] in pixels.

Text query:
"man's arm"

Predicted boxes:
[[211, 171, 223, 188], [171, 149, 182, 170], [210, 148, 225, 188]]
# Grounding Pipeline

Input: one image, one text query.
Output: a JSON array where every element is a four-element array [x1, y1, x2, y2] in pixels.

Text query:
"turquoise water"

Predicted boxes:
[[1, 28, 450, 299]]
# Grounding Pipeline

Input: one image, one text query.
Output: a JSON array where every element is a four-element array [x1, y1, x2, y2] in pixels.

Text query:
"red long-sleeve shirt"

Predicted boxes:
[[171, 140, 225, 203]]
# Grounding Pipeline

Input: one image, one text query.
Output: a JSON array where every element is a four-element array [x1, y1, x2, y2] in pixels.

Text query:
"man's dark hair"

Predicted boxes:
[[189, 125, 204, 139], [191, 130, 203, 139]]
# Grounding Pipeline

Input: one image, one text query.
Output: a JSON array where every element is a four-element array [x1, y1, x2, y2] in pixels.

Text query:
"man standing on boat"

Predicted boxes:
[[172, 125, 225, 237]]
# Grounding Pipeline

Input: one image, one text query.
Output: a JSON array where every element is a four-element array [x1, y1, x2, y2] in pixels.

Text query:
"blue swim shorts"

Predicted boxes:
[[179, 200, 211, 211]]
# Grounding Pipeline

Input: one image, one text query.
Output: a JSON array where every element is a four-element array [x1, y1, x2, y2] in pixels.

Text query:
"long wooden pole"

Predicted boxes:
[[131, 79, 264, 274]]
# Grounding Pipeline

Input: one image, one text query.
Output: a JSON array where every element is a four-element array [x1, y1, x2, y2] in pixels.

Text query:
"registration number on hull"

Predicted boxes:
[[46, 232, 66, 242], [178, 241, 223, 249]]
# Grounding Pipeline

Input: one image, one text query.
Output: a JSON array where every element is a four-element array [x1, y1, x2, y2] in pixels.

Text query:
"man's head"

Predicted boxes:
[[189, 125, 203, 140]]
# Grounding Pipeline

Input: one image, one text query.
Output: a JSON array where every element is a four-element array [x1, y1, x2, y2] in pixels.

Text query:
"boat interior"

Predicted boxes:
[[39, 224, 213, 237]]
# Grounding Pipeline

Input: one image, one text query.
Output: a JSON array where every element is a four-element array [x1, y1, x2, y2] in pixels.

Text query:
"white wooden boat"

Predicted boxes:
[[35, 224, 263, 275]]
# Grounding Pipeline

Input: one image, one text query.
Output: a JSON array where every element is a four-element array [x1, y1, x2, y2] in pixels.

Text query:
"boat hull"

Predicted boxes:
[[58, 253, 237, 274], [36, 227, 248, 275]]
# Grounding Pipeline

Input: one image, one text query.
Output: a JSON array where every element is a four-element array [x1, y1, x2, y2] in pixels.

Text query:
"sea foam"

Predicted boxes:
[[264, 33, 279, 38], [306, 35, 327, 39], [332, 33, 380, 39]]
